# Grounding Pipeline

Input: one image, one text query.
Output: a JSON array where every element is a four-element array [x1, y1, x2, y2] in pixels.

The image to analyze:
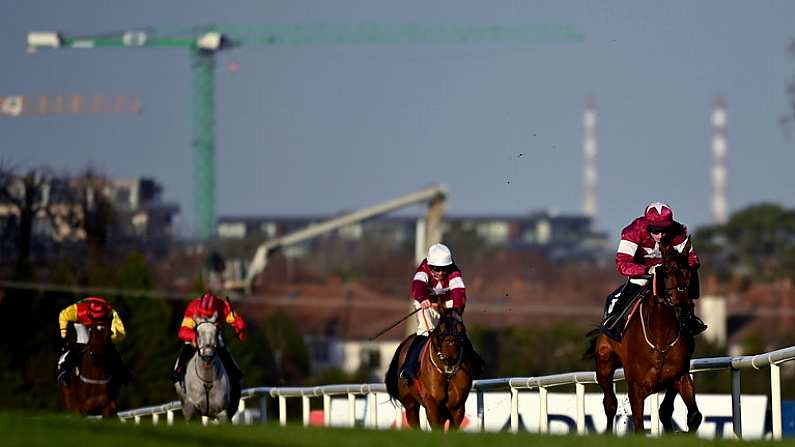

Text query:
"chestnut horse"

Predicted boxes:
[[586, 237, 702, 434], [59, 319, 121, 416], [385, 308, 474, 429]]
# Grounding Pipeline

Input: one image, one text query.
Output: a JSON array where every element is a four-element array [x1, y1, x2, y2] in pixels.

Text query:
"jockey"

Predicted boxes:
[[600, 202, 707, 341], [169, 293, 246, 390], [56, 296, 128, 387], [399, 243, 483, 384]]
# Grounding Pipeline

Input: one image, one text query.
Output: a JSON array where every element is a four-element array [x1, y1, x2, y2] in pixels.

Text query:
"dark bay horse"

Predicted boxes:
[[587, 238, 702, 434], [385, 308, 474, 430], [59, 319, 121, 416]]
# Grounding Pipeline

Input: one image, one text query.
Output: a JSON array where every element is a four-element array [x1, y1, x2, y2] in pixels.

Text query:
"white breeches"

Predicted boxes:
[[74, 323, 89, 344], [413, 300, 461, 336]]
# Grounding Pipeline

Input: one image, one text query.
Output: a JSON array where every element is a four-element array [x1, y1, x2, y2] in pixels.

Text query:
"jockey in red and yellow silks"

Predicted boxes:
[[600, 202, 707, 341], [399, 243, 483, 384], [177, 293, 246, 344], [170, 293, 247, 393], [56, 296, 128, 387]]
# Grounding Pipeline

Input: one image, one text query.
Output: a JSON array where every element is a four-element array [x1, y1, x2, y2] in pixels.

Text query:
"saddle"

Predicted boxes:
[[601, 282, 649, 341]]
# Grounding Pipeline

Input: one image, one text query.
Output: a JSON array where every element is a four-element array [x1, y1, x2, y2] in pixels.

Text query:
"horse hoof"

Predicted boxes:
[[687, 411, 702, 432]]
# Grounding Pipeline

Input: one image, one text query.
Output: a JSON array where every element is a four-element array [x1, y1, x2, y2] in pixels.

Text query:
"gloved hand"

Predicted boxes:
[[420, 300, 432, 309], [648, 264, 662, 275]]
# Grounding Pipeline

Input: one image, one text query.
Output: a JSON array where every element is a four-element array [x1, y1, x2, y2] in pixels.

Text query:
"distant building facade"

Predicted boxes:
[[0, 175, 179, 259], [217, 210, 609, 262]]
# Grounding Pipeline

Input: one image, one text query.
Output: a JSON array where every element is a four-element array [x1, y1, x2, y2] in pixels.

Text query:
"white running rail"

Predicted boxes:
[[118, 344, 795, 439]]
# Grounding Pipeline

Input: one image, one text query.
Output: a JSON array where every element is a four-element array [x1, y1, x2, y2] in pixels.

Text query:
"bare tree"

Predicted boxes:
[[69, 168, 115, 253], [0, 163, 53, 268]]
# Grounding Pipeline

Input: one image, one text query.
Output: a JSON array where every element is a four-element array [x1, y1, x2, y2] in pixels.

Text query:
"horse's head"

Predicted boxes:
[[195, 313, 219, 360], [656, 237, 694, 307], [87, 318, 112, 358], [431, 308, 466, 370]]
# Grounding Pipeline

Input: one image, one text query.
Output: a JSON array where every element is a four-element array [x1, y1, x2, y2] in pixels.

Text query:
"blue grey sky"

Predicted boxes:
[[1, 1, 794, 239]]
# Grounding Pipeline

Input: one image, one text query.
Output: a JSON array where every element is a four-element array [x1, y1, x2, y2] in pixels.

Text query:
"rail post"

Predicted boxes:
[[575, 382, 585, 434], [538, 386, 548, 434], [772, 363, 782, 440], [302, 396, 311, 426], [348, 393, 356, 427], [323, 394, 332, 426], [278, 396, 287, 426], [731, 368, 742, 439], [510, 387, 519, 433], [650, 392, 660, 436], [367, 392, 378, 428], [476, 390, 485, 432]]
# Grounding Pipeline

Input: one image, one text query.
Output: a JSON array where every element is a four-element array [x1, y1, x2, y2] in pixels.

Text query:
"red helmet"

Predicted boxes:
[[84, 297, 111, 321], [196, 293, 218, 318], [644, 202, 674, 228]]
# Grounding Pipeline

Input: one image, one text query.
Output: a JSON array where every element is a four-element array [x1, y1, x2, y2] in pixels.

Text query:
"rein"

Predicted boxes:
[[641, 269, 680, 354], [193, 321, 221, 384], [75, 366, 112, 385]]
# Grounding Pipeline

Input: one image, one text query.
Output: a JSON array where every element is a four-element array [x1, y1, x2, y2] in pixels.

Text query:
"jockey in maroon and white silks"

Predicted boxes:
[[411, 244, 466, 336], [400, 243, 483, 384], [616, 203, 700, 286], [601, 202, 706, 341]]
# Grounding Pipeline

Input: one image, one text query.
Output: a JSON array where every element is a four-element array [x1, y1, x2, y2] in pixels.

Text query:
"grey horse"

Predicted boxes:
[[174, 314, 236, 422]]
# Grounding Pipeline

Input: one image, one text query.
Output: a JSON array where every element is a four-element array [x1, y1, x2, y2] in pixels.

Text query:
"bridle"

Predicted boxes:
[[195, 320, 219, 362], [640, 264, 690, 354], [429, 317, 465, 378], [79, 323, 113, 385]]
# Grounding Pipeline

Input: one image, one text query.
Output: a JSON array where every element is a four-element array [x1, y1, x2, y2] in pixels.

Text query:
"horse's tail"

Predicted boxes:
[[385, 336, 412, 401], [583, 328, 601, 360]]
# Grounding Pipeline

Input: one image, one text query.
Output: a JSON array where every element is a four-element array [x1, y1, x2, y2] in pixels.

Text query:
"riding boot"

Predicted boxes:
[[399, 335, 427, 385], [218, 346, 243, 384], [462, 336, 485, 378], [57, 347, 73, 387], [169, 344, 196, 383], [676, 303, 708, 336]]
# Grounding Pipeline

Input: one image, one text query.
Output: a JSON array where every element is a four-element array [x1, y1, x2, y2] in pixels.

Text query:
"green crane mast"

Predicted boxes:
[[26, 24, 583, 239]]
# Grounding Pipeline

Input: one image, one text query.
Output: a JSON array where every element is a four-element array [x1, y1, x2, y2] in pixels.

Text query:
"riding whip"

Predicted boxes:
[[368, 307, 421, 341]]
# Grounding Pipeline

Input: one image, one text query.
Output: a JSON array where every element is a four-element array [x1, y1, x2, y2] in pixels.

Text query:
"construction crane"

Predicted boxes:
[[1, 94, 141, 117], [26, 24, 584, 239]]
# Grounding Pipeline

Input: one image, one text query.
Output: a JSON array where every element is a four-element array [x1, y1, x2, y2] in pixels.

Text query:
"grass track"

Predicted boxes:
[[1, 412, 784, 446]]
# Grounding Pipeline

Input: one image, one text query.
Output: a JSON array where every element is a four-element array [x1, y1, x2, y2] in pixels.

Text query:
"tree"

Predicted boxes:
[[695, 203, 795, 282], [262, 309, 311, 385], [0, 164, 53, 272], [66, 169, 116, 253]]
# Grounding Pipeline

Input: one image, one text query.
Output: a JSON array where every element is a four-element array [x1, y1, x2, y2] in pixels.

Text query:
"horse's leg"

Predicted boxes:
[[448, 404, 466, 430], [627, 382, 647, 435], [675, 374, 702, 433], [595, 338, 619, 434], [183, 403, 195, 422], [423, 400, 444, 430], [216, 410, 229, 424], [659, 386, 677, 433], [403, 401, 420, 429], [101, 401, 117, 418]]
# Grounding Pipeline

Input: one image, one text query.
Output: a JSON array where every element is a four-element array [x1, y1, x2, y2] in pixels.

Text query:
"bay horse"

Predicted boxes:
[[587, 237, 702, 434], [59, 318, 121, 416], [385, 308, 474, 430], [175, 314, 236, 422]]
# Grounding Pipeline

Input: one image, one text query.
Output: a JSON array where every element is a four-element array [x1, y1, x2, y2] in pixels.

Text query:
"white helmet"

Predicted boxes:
[[427, 243, 453, 267]]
